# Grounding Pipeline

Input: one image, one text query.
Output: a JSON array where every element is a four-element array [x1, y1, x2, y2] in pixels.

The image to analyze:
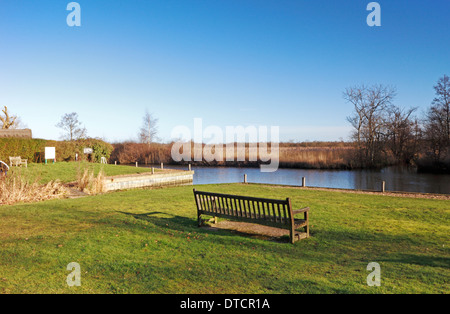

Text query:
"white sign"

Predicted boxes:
[[83, 148, 93, 154], [45, 147, 56, 160]]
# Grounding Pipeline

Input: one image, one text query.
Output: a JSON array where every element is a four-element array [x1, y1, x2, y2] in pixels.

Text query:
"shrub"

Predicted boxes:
[[89, 140, 114, 163]]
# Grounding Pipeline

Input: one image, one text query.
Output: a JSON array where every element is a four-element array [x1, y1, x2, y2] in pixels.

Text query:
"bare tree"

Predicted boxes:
[[344, 84, 397, 166], [0, 106, 18, 129], [56, 112, 87, 141], [384, 106, 419, 164], [139, 110, 159, 145], [423, 75, 450, 162]]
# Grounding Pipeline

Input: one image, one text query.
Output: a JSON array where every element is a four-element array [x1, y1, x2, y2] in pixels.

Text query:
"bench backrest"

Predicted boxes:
[[194, 189, 293, 226]]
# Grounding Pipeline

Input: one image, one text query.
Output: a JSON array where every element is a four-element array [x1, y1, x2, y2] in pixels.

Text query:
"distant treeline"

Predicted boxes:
[[109, 138, 449, 172]]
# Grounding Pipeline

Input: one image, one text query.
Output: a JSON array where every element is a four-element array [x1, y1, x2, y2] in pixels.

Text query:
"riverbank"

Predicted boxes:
[[259, 183, 450, 200], [1, 162, 193, 205], [9, 161, 157, 184], [139, 164, 450, 195]]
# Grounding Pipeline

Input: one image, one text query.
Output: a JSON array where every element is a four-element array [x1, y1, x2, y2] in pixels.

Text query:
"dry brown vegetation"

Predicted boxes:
[[110, 141, 355, 169], [110, 142, 172, 165], [0, 173, 67, 205], [277, 146, 354, 169], [76, 168, 106, 195]]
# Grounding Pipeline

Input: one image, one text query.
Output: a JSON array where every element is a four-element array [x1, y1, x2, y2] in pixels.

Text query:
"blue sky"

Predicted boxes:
[[0, 0, 449, 142]]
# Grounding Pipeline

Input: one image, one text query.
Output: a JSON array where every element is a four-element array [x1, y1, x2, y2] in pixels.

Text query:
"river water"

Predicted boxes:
[[146, 164, 450, 194]]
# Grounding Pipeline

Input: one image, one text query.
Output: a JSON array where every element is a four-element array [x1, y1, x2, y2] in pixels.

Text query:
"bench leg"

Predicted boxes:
[[197, 212, 202, 227], [305, 212, 310, 238], [289, 228, 296, 244]]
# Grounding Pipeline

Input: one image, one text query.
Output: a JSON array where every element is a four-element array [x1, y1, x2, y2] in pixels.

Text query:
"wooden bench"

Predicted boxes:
[[9, 156, 27, 168], [193, 189, 310, 244]]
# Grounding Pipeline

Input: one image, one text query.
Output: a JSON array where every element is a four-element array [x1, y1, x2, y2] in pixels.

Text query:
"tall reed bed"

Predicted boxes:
[[110, 142, 355, 169], [278, 146, 354, 169]]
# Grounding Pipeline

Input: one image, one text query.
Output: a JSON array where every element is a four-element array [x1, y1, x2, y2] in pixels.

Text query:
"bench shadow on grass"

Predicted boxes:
[[119, 211, 292, 243]]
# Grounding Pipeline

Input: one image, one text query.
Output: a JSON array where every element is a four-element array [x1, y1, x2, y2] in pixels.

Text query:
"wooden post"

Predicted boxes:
[[161, 162, 164, 170], [115, 161, 117, 166], [381, 181, 386, 193], [136, 162, 138, 167], [188, 164, 191, 171], [151, 167, 155, 174], [244, 174, 247, 184], [302, 177, 306, 188]]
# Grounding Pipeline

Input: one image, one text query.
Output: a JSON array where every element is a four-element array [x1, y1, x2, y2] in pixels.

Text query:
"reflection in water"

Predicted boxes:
[[147, 165, 450, 194]]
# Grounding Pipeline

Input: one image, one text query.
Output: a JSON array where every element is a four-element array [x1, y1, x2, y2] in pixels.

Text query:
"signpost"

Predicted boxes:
[[45, 147, 56, 164]]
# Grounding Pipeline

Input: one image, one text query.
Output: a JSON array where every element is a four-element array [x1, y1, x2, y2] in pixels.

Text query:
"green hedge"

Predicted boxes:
[[0, 138, 113, 164], [0, 138, 47, 162]]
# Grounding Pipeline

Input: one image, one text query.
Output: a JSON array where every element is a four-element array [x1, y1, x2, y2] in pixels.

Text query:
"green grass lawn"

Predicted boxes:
[[9, 162, 157, 184], [0, 183, 448, 294]]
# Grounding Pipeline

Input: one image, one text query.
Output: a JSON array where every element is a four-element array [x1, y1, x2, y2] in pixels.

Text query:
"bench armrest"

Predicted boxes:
[[292, 207, 310, 215]]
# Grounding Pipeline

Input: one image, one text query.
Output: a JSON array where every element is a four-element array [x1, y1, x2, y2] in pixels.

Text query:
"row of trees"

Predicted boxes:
[[345, 75, 450, 171]]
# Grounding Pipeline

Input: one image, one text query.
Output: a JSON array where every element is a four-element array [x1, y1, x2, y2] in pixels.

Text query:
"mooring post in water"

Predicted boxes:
[[244, 174, 248, 184], [381, 181, 386, 193], [188, 164, 191, 171], [151, 167, 155, 174], [161, 162, 164, 170], [302, 177, 306, 188]]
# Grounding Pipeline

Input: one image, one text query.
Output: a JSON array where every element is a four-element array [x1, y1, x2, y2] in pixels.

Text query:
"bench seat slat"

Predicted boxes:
[[198, 209, 293, 227], [198, 207, 293, 225]]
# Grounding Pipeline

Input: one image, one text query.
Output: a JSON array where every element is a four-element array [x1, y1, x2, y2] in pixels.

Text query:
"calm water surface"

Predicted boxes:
[[147, 165, 450, 194]]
